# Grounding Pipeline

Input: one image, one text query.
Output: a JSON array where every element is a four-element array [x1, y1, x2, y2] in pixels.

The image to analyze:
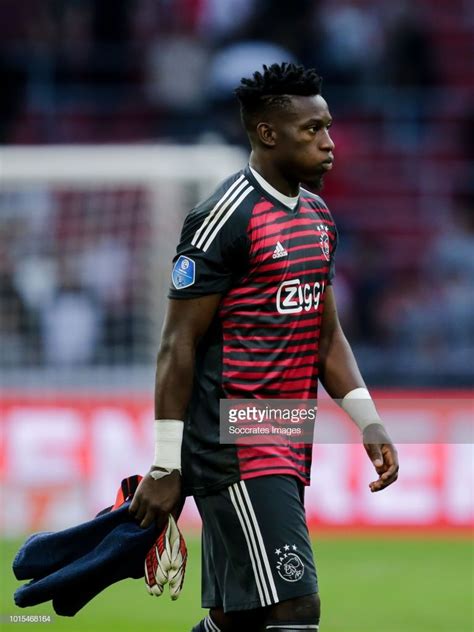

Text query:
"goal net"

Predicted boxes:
[[0, 144, 246, 391]]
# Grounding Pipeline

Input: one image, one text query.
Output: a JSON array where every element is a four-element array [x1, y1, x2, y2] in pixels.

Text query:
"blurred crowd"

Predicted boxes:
[[0, 0, 473, 385], [0, 187, 152, 367], [0, 0, 457, 144]]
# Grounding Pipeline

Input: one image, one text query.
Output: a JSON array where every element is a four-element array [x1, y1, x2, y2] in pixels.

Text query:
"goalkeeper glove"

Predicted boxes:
[[144, 515, 187, 600]]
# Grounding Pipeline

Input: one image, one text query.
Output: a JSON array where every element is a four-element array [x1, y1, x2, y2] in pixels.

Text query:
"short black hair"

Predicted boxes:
[[235, 62, 323, 131]]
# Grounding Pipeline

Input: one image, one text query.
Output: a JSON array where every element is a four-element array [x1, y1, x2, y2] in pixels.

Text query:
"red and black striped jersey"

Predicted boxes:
[[168, 165, 338, 496]]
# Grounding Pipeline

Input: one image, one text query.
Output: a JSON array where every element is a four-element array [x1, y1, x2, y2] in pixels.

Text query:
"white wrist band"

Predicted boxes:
[[153, 419, 184, 471], [339, 387, 383, 432]]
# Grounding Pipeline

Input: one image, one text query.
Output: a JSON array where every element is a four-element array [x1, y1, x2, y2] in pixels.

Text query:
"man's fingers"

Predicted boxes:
[[369, 465, 399, 492], [140, 510, 156, 529], [363, 433, 399, 492], [379, 445, 399, 479], [364, 443, 384, 470], [128, 476, 146, 513], [382, 462, 399, 483], [133, 502, 147, 524], [370, 475, 398, 492], [369, 480, 381, 492], [373, 457, 383, 469], [130, 469, 182, 531], [381, 463, 397, 480], [131, 500, 160, 528]]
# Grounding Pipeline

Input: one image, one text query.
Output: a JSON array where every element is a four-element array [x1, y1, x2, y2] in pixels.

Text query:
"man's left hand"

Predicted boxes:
[[363, 423, 399, 492]]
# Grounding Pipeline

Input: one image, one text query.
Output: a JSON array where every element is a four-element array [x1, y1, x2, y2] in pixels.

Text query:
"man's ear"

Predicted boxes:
[[256, 122, 277, 147]]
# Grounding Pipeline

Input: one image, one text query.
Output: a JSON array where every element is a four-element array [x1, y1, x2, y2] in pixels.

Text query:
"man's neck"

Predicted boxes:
[[249, 166, 299, 210], [249, 152, 300, 197]]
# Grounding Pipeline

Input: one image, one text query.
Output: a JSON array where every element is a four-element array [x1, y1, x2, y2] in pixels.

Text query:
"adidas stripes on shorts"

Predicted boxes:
[[194, 475, 318, 613]]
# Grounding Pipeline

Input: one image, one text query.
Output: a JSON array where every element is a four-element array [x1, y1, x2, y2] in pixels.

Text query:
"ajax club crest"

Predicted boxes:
[[317, 224, 330, 261], [275, 544, 305, 583]]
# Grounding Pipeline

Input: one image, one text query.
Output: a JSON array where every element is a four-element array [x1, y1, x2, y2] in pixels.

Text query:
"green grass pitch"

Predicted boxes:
[[2, 534, 472, 632]]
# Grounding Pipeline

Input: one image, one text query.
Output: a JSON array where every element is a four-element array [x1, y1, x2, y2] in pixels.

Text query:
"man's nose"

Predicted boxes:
[[320, 130, 335, 152]]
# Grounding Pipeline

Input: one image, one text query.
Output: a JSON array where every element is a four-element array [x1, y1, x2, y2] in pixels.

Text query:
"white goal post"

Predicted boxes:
[[0, 144, 246, 186]]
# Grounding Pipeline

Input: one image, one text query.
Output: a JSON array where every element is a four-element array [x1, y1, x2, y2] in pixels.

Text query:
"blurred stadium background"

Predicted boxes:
[[0, 0, 473, 630]]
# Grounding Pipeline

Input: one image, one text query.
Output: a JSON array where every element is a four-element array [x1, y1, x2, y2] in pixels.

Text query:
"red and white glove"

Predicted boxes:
[[144, 515, 187, 600]]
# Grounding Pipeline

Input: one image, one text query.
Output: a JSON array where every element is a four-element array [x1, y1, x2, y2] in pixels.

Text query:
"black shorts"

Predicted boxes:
[[194, 475, 318, 613]]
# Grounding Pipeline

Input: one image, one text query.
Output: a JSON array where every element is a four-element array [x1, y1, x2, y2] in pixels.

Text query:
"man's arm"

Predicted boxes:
[[129, 294, 222, 528], [319, 287, 399, 492]]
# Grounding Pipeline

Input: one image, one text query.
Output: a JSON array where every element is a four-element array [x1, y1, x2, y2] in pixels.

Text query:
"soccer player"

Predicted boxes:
[[130, 63, 399, 632]]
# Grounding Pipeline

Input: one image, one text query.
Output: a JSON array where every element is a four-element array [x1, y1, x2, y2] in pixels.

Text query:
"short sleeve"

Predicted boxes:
[[168, 206, 250, 300]]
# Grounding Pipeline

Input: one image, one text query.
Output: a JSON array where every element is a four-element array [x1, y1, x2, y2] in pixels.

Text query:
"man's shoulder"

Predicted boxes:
[[183, 169, 257, 247], [192, 169, 255, 217]]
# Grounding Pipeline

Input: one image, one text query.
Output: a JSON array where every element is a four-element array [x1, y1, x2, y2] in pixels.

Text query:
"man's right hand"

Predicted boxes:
[[129, 468, 182, 529]]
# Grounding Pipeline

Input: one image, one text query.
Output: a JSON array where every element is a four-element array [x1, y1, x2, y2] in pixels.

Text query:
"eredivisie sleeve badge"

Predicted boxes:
[[172, 255, 196, 289]]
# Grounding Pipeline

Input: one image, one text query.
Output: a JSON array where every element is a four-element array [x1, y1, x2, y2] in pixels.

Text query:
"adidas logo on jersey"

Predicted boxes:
[[272, 241, 288, 259]]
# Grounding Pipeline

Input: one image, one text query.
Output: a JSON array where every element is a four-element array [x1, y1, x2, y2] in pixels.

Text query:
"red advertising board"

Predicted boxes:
[[0, 392, 472, 535]]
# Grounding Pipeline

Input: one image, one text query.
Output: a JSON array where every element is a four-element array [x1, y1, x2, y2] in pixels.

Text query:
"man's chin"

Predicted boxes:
[[301, 174, 324, 192]]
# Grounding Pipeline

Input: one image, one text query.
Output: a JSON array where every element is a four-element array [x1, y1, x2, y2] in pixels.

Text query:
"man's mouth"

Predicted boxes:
[[320, 159, 334, 170]]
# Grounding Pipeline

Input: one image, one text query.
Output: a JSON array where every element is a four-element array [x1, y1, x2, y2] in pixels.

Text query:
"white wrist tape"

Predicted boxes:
[[153, 420, 184, 471], [339, 387, 383, 432]]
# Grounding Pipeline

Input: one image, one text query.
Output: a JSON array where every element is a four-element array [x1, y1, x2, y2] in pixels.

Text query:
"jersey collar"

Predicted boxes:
[[246, 165, 300, 213]]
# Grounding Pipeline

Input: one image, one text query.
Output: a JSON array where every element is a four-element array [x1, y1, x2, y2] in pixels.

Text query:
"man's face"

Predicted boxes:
[[271, 95, 335, 188]]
